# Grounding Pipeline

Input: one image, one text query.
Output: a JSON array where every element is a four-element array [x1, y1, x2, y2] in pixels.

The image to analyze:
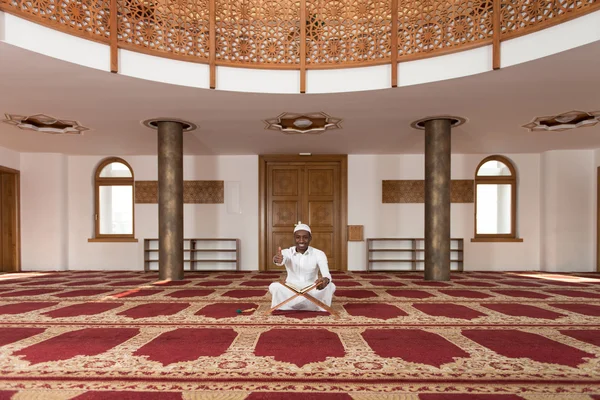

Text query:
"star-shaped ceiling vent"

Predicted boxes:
[[264, 112, 342, 134], [522, 110, 600, 132], [2, 114, 89, 134]]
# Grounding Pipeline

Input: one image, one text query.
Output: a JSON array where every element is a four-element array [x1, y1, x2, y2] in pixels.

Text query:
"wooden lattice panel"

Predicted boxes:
[[347, 225, 364, 241], [397, 0, 494, 59], [3, 0, 599, 70], [135, 180, 224, 203], [117, 0, 210, 60], [382, 179, 474, 203], [501, 0, 598, 39], [305, 0, 392, 66], [3, 0, 110, 42], [215, 0, 301, 66]]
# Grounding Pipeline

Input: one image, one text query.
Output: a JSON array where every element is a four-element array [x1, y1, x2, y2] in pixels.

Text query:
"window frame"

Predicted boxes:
[[472, 155, 522, 242], [89, 157, 137, 242]]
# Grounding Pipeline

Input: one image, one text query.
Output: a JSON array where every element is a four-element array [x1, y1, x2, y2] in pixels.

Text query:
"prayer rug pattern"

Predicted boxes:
[[0, 270, 599, 398]]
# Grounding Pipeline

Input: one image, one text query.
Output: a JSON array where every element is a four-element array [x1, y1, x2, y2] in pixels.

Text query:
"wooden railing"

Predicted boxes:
[[1, 0, 598, 90]]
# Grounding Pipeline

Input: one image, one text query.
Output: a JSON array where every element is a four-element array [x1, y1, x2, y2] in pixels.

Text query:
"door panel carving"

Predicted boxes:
[[272, 201, 298, 227], [308, 169, 334, 196], [272, 232, 295, 255], [310, 232, 334, 264], [309, 201, 334, 227], [272, 169, 299, 196]]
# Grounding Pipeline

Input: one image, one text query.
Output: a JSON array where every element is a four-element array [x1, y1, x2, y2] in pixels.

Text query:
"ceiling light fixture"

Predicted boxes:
[[522, 110, 600, 132], [293, 118, 313, 128], [264, 112, 342, 134], [2, 113, 89, 134]]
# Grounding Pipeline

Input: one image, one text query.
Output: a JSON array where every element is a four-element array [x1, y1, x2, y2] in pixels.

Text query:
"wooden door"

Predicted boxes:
[[259, 155, 347, 271], [0, 167, 20, 273]]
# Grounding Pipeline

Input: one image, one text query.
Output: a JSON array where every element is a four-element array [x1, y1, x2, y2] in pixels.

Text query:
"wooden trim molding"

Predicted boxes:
[[0, 166, 21, 272], [88, 238, 138, 243], [391, 0, 398, 87], [382, 180, 474, 203], [209, 0, 216, 89], [299, 0, 306, 93], [471, 238, 523, 243], [134, 181, 224, 204], [110, 0, 118, 73], [492, 0, 500, 70]]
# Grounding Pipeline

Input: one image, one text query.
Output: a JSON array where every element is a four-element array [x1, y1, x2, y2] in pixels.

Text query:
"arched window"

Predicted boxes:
[[92, 157, 136, 241], [473, 155, 521, 242]]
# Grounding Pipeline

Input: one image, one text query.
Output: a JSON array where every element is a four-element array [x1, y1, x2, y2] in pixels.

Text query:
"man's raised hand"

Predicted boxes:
[[273, 246, 283, 264]]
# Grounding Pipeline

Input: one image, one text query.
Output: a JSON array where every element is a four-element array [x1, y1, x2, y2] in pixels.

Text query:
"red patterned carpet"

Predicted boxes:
[[0, 270, 599, 399]]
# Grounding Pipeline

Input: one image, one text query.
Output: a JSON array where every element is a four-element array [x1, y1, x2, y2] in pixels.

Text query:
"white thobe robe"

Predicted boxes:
[[269, 246, 336, 311]]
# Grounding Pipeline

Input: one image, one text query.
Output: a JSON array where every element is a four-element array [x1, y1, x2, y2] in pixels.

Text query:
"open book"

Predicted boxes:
[[284, 282, 317, 294]]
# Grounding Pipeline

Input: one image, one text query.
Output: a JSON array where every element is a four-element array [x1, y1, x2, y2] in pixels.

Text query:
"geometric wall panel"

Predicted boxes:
[[347, 225, 364, 241], [135, 181, 224, 204], [382, 180, 474, 203]]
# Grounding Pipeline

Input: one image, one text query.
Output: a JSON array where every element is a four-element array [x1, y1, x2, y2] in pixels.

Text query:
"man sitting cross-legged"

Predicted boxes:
[[268, 222, 336, 312]]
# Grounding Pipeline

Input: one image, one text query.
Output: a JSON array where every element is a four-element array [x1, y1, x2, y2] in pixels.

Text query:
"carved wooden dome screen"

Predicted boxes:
[[305, 0, 392, 66], [3, 0, 111, 42], [117, 0, 211, 60], [1, 0, 598, 68], [397, 0, 493, 58], [501, 0, 597, 38], [215, 0, 301, 66]]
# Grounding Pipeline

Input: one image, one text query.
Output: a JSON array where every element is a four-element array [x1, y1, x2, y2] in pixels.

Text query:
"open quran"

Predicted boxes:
[[284, 282, 317, 294]]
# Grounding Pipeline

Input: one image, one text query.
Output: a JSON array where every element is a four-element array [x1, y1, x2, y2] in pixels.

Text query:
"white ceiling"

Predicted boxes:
[[1, 40, 599, 155]]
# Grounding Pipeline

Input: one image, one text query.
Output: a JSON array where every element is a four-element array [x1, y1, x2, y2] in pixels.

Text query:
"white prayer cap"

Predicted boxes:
[[293, 222, 311, 234]]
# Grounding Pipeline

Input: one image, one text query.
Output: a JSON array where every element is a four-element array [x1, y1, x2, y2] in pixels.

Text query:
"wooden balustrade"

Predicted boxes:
[[1, 0, 598, 83]]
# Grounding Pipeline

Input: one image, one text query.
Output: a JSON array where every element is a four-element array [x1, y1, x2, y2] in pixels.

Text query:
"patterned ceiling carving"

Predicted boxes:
[[2, 114, 89, 134], [265, 112, 342, 134], [382, 180, 474, 203], [522, 110, 600, 132]]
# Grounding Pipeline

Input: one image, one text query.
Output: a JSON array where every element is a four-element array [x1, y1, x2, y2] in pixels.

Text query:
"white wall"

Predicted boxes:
[[2, 13, 110, 71], [20, 153, 68, 270], [67, 155, 258, 271], [14, 150, 597, 272], [541, 150, 595, 272], [0, 145, 19, 170], [348, 154, 541, 271]]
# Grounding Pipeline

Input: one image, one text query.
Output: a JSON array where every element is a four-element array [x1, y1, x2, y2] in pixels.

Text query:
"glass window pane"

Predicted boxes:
[[477, 161, 511, 176], [100, 162, 132, 178], [476, 184, 512, 234], [99, 185, 133, 235]]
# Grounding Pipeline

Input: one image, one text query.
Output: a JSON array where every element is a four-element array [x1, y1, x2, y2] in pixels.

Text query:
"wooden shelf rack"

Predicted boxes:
[[366, 238, 464, 272], [144, 238, 240, 272]]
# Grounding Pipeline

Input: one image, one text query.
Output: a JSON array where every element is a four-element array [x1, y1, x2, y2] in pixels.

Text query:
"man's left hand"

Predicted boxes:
[[315, 277, 330, 290]]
